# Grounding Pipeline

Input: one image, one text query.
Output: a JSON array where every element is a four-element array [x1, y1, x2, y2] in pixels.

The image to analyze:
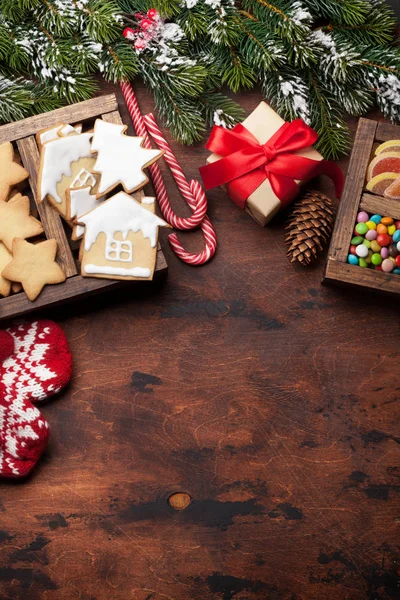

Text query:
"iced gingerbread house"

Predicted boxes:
[[78, 191, 168, 281]]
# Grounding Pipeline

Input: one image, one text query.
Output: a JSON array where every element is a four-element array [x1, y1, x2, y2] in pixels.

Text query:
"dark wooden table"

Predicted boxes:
[[0, 83, 399, 600]]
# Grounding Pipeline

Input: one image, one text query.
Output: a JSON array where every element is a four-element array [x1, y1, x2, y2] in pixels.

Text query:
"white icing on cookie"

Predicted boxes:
[[40, 133, 93, 203], [91, 119, 163, 195], [84, 264, 151, 278], [40, 123, 81, 145], [68, 186, 100, 239], [142, 197, 155, 204], [79, 191, 167, 252], [71, 168, 96, 189]]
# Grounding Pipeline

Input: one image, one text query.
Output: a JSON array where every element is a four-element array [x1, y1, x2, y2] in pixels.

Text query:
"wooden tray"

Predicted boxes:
[[323, 118, 400, 295], [0, 94, 167, 319]]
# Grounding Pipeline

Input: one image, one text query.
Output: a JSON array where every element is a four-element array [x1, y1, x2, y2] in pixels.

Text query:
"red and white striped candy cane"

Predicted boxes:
[[144, 113, 217, 265], [120, 82, 206, 231]]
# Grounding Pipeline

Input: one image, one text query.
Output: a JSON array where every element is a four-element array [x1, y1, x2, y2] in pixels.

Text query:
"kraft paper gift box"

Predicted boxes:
[[205, 102, 324, 227]]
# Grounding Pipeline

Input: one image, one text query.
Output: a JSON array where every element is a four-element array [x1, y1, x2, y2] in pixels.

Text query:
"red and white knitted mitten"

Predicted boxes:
[[0, 383, 50, 478], [1, 321, 72, 403]]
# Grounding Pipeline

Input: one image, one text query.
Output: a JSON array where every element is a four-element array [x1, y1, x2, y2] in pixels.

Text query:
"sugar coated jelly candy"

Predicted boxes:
[[371, 214, 382, 224], [348, 254, 359, 265]]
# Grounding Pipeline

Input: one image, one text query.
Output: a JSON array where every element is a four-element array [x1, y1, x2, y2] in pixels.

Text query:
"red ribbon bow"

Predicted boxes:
[[199, 119, 344, 209]]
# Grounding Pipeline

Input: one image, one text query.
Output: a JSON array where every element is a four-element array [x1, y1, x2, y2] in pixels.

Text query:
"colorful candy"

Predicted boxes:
[[348, 211, 400, 275]]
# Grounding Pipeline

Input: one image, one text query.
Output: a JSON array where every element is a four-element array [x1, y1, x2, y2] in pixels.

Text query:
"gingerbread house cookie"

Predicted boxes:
[[78, 191, 168, 281]]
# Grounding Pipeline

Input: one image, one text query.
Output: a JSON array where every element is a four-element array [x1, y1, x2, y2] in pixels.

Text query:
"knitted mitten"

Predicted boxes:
[[1, 321, 72, 403], [0, 383, 50, 477], [0, 331, 14, 363]]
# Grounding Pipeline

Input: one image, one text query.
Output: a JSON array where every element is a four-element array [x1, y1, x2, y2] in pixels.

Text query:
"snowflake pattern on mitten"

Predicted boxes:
[[1, 321, 72, 403], [0, 383, 49, 477]]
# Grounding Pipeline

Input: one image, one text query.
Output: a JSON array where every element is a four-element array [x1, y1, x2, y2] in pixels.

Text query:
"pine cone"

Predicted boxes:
[[285, 191, 336, 267]]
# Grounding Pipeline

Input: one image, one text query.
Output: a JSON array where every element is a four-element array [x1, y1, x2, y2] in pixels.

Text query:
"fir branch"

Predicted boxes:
[[324, 2, 396, 46], [198, 90, 245, 129], [0, 75, 62, 122], [308, 76, 350, 159], [302, 0, 369, 25], [81, 0, 123, 43], [237, 15, 286, 71], [100, 41, 139, 82]]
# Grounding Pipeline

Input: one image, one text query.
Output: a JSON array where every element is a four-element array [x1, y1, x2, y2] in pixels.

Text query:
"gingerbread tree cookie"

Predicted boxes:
[[0, 142, 29, 201], [0, 195, 43, 251], [3, 238, 66, 301], [90, 119, 164, 197]]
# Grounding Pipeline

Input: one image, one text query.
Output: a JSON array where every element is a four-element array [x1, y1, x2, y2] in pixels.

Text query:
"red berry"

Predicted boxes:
[[134, 38, 147, 50], [123, 27, 135, 40], [140, 18, 153, 30], [148, 8, 158, 19], [376, 233, 391, 247]]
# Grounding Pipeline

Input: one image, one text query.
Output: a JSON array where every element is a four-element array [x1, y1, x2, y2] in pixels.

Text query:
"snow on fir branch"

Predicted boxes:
[[0, 0, 399, 158]]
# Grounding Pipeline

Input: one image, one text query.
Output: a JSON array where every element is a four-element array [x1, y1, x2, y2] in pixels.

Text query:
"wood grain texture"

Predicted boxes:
[[0, 246, 167, 319], [375, 121, 400, 143], [17, 136, 78, 277], [360, 192, 400, 221], [0, 86, 398, 600], [0, 94, 118, 143], [325, 260, 400, 294], [329, 118, 377, 263]]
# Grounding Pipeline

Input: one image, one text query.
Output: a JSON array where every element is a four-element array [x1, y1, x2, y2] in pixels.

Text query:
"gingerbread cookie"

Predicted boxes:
[[90, 119, 164, 197], [36, 122, 82, 150], [66, 185, 102, 240], [37, 132, 95, 218], [3, 238, 66, 301], [0, 243, 13, 297], [0, 195, 43, 251], [78, 191, 168, 281], [0, 142, 29, 202]]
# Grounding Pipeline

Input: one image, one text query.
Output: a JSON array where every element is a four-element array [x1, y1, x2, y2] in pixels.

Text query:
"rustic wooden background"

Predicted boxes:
[[0, 82, 399, 600]]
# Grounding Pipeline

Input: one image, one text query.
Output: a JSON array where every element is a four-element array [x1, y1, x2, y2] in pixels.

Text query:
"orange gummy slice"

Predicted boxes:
[[366, 172, 399, 196], [384, 175, 400, 200], [367, 152, 400, 181], [375, 140, 400, 155]]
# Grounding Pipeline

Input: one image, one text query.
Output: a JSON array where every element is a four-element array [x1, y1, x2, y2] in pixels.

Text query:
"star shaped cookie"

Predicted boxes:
[[0, 195, 43, 251], [0, 142, 29, 201], [0, 243, 13, 297], [3, 238, 66, 301]]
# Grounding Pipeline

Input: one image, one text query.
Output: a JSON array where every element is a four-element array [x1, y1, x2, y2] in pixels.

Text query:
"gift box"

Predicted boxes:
[[200, 102, 343, 226]]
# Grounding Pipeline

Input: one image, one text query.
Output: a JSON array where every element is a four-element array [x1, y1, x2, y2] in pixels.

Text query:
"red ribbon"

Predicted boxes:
[[199, 119, 344, 209]]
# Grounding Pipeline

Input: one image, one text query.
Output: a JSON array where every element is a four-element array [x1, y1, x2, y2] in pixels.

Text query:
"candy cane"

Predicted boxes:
[[120, 82, 206, 231], [168, 180, 217, 265], [143, 113, 217, 265]]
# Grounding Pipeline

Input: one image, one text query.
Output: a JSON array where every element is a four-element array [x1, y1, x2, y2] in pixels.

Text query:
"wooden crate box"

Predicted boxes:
[[0, 94, 167, 319], [323, 118, 400, 295]]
